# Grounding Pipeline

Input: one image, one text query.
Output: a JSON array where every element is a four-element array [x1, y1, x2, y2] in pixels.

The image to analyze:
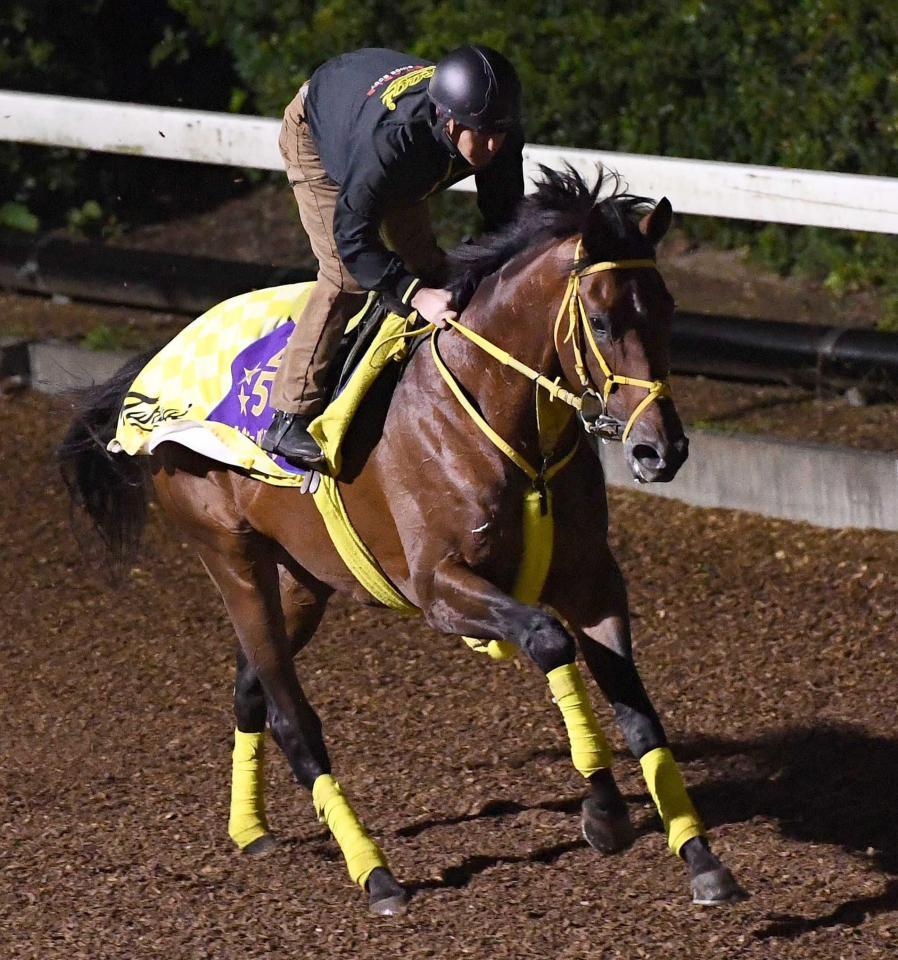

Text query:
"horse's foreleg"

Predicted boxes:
[[428, 561, 621, 812], [431, 560, 578, 671], [575, 561, 745, 904], [200, 542, 407, 915]]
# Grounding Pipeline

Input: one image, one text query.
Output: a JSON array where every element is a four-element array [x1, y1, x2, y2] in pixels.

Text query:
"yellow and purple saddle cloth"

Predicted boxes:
[[109, 282, 410, 482]]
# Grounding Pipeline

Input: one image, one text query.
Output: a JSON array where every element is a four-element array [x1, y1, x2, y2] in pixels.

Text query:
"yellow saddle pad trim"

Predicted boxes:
[[111, 282, 313, 478], [307, 309, 417, 476], [110, 283, 387, 488]]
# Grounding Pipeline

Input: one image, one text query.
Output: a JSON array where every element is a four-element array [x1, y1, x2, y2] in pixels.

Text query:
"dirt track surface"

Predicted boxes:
[[2, 389, 897, 959]]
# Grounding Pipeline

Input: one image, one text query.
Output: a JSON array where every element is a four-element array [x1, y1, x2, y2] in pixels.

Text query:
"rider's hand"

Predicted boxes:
[[411, 287, 457, 329]]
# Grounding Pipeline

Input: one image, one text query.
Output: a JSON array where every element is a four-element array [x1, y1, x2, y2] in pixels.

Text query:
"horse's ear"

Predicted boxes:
[[638, 197, 672, 245]]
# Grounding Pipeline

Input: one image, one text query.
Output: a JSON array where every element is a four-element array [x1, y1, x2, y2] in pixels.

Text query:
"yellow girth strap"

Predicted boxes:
[[308, 315, 580, 653], [312, 774, 389, 888], [228, 728, 270, 849], [309, 236, 668, 644], [547, 663, 613, 778], [464, 484, 557, 660], [639, 747, 705, 855], [312, 476, 417, 614], [430, 332, 578, 660]]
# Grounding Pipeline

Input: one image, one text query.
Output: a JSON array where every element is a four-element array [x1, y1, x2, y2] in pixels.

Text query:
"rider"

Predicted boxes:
[[262, 44, 525, 470]]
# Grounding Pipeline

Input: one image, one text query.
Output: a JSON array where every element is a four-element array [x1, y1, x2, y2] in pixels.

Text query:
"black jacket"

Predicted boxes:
[[305, 48, 525, 300]]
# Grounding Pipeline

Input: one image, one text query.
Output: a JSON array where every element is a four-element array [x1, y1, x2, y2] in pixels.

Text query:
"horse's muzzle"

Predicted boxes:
[[625, 433, 689, 484]]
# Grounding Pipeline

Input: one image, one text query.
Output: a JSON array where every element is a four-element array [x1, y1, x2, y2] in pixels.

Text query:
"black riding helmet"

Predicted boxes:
[[428, 44, 521, 133]]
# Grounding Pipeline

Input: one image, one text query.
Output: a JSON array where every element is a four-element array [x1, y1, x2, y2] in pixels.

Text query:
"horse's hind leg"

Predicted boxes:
[[199, 540, 408, 915], [229, 647, 275, 855], [572, 559, 746, 905], [228, 566, 331, 855]]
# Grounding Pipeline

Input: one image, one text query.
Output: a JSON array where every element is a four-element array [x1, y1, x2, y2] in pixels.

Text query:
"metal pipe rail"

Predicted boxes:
[[672, 312, 898, 389], [2, 234, 896, 390]]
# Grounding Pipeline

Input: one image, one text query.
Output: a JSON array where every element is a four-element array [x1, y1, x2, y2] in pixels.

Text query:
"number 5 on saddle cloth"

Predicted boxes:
[[109, 282, 419, 484]]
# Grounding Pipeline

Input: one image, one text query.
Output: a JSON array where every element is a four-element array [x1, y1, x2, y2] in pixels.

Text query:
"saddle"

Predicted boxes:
[[109, 280, 566, 660], [307, 292, 427, 476], [109, 281, 424, 485]]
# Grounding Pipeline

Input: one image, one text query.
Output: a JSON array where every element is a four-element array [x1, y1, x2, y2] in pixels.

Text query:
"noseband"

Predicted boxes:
[[554, 240, 671, 442]]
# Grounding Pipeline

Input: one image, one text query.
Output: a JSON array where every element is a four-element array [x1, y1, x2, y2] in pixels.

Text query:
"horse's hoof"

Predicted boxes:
[[691, 867, 748, 906], [242, 833, 278, 857], [581, 796, 636, 854], [366, 867, 410, 917]]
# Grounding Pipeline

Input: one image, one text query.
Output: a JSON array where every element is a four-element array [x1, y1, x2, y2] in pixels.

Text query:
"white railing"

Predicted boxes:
[[2, 90, 897, 234]]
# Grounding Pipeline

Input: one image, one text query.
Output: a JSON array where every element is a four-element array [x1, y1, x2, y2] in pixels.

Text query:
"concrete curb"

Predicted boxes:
[[27, 339, 138, 395], [599, 433, 898, 531], [7, 339, 897, 532]]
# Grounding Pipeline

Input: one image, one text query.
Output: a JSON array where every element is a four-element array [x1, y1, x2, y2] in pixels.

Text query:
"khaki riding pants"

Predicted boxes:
[[271, 83, 447, 416]]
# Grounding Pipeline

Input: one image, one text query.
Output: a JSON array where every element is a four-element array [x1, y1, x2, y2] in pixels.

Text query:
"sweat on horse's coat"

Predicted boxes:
[[59, 166, 744, 911]]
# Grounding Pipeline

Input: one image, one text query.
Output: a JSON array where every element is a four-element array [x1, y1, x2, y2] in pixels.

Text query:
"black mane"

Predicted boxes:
[[447, 165, 656, 308]]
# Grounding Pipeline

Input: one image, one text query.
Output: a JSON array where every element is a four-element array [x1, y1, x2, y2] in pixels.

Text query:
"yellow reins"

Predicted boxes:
[[309, 238, 673, 643], [430, 331, 579, 487], [440, 316, 583, 410]]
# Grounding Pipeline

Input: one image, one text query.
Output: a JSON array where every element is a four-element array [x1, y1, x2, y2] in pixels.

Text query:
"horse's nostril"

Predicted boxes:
[[632, 444, 664, 468]]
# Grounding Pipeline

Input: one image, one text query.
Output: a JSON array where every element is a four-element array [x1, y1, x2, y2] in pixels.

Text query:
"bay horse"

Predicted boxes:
[[59, 167, 744, 915]]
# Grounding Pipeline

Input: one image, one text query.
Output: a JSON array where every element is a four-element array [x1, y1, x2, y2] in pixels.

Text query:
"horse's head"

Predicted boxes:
[[447, 165, 688, 484], [554, 184, 688, 483]]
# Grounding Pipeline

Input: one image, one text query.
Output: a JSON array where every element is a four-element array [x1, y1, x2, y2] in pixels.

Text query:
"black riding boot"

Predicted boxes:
[[261, 411, 328, 470]]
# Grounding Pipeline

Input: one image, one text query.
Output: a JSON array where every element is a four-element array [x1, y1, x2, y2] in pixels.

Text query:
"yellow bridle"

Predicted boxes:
[[428, 237, 672, 452], [553, 240, 671, 442]]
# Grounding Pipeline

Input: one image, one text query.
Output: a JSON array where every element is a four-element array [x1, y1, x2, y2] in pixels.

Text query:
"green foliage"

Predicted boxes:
[[66, 200, 103, 237], [0, 0, 247, 232], [5, 1, 898, 318], [82, 323, 128, 351], [0, 201, 39, 233], [164, 0, 898, 317], [877, 297, 898, 333], [167, 0, 897, 176]]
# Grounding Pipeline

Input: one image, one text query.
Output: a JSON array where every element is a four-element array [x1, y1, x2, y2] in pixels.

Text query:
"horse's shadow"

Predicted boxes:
[[403, 723, 898, 936], [682, 723, 898, 938], [680, 724, 898, 875]]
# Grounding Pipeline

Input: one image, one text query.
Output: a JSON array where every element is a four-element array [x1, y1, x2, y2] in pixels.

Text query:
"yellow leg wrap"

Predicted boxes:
[[546, 663, 613, 778], [639, 747, 705, 855], [462, 635, 517, 660], [312, 774, 389, 889], [228, 729, 270, 849]]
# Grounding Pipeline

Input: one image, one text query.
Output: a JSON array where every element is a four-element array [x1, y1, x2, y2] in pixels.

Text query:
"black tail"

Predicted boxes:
[[57, 350, 157, 565]]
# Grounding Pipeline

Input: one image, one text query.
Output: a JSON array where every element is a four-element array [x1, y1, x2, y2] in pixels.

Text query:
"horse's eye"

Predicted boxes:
[[589, 313, 612, 340]]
